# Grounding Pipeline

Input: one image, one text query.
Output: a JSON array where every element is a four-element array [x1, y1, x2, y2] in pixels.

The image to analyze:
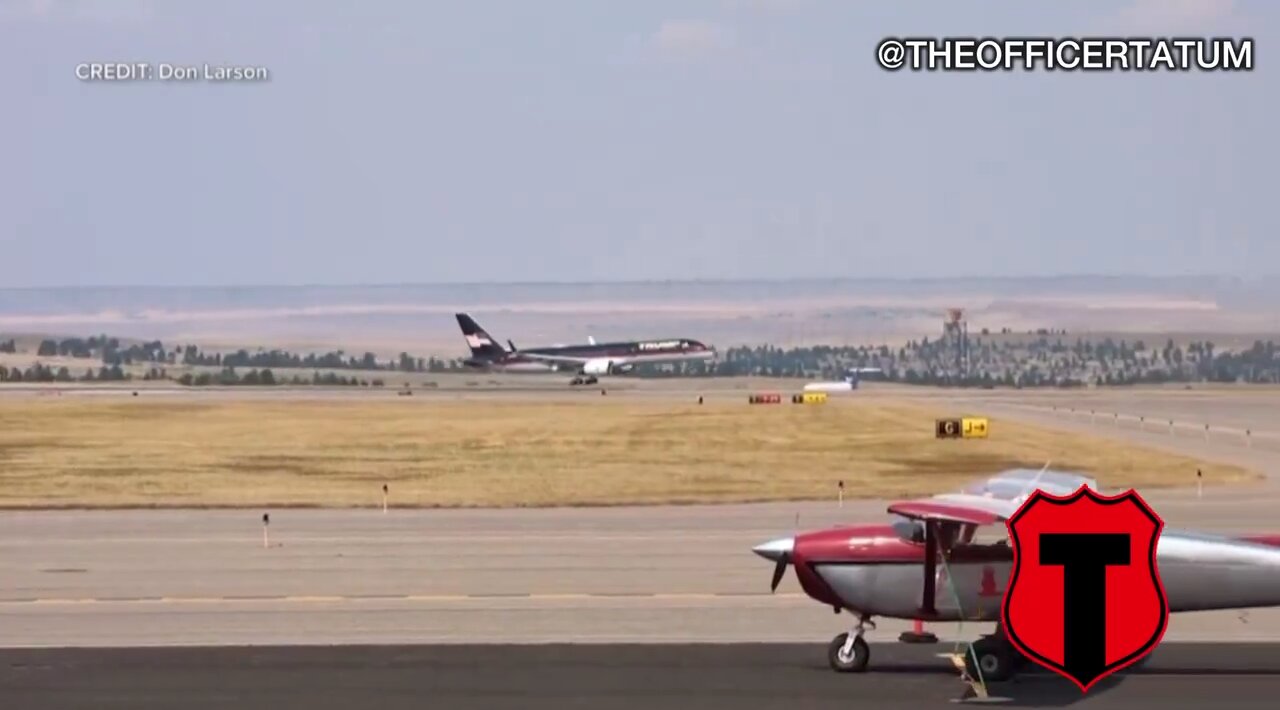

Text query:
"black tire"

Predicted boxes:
[[964, 637, 1022, 683], [827, 633, 870, 673]]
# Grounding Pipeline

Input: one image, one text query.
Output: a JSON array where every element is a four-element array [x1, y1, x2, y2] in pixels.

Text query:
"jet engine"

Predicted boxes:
[[581, 358, 612, 375]]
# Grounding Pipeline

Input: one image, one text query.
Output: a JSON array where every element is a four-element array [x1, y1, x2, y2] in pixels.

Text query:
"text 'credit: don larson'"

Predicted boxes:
[[76, 63, 270, 82]]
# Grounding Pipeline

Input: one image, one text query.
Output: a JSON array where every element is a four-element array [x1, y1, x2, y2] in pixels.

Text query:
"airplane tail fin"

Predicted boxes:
[[456, 313, 509, 359]]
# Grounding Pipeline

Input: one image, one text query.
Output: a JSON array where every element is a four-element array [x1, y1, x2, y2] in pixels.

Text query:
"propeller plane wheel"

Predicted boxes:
[[827, 633, 870, 673], [963, 637, 1023, 683]]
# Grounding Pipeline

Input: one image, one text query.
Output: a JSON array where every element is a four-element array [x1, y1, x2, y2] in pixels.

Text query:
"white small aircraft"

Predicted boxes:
[[803, 368, 882, 393]]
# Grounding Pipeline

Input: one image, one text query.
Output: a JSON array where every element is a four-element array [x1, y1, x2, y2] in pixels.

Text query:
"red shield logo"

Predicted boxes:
[[1002, 485, 1168, 692]]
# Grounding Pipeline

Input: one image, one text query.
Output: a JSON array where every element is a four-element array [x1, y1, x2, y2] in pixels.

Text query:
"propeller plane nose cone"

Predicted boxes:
[[752, 536, 794, 562]]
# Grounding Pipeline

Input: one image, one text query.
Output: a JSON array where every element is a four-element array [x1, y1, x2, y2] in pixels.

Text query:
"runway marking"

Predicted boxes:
[[160, 597, 225, 603], [0, 592, 807, 606], [283, 595, 346, 602], [403, 594, 471, 602], [529, 593, 593, 600], [651, 593, 719, 600], [221, 595, 288, 601]]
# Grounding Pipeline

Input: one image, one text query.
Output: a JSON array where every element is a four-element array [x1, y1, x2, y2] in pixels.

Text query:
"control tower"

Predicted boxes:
[[942, 308, 969, 377]]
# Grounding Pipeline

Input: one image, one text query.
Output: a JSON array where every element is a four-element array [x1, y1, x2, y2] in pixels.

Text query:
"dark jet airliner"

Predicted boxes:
[[456, 313, 716, 385]]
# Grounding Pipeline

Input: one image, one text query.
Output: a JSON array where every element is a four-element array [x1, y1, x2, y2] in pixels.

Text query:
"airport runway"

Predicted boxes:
[[3, 491, 1280, 647], [3, 643, 1278, 709], [3, 384, 1280, 647], [3, 386, 1280, 708], [946, 392, 1280, 485]]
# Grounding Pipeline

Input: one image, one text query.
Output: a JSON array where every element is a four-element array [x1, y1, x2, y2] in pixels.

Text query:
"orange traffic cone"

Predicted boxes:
[[899, 618, 938, 644]]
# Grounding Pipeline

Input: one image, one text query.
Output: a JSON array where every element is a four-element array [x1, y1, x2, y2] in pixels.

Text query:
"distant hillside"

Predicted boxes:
[[2, 276, 1278, 354]]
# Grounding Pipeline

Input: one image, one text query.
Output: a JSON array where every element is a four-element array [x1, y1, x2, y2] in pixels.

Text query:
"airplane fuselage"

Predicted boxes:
[[471, 338, 715, 373], [456, 313, 716, 379], [803, 381, 855, 393], [785, 524, 1280, 622]]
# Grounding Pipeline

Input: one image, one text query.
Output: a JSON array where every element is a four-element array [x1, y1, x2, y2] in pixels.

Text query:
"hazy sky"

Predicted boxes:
[[2, 0, 1275, 287]]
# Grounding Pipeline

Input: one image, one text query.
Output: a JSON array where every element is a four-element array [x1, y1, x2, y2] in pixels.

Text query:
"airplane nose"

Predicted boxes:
[[752, 536, 794, 562]]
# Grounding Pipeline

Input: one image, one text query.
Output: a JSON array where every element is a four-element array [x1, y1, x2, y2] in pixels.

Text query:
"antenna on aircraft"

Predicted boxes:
[[1014, 460, 1053, 503]]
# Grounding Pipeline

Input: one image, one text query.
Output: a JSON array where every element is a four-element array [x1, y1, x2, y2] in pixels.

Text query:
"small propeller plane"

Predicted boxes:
[[752, 468, 1280, 684]]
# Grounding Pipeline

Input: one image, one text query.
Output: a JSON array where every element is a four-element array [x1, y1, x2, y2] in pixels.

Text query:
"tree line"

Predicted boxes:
[[0, 363, 387, 388], [2, 333, 1278, 388], [22, 336, 459, 372], [631, 336, 1280, 387]]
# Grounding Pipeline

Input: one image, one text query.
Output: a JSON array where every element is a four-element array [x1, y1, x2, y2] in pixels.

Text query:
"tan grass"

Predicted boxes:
[[0, 398, 1258, 509]]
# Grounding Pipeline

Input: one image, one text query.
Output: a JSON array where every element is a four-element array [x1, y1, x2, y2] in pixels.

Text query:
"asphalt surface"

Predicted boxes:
[[4, 489, 1280, 647], [2, 643, 1278, 710]]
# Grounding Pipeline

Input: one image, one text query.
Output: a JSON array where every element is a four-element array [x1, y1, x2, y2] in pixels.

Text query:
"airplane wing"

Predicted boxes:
[[889, 467, 1100, 525], [957, 467, 1098, 499], [886, 501, 1001, 526]]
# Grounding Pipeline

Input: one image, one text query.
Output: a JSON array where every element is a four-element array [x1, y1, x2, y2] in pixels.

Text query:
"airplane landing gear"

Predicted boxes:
[[827, 615, 875, 673], [569, 376, 598, 386], [962, 625, 1026, 683]]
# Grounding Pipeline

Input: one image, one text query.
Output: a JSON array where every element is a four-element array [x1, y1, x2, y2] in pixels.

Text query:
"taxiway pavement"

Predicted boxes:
[[3, 643, 1278, 709], [3, 489, 1280, 647]]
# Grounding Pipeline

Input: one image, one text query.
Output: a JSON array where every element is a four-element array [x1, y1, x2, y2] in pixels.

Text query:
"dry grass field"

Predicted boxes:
[[0, 397, 1259, 508]]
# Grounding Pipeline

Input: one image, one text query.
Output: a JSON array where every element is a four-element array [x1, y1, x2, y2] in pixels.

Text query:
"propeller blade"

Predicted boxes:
[[752, 536, 796, 593], [770, 553, 789, 592]]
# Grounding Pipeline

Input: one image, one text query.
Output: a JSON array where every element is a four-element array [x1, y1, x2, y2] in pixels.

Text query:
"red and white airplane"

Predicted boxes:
[[752, 468, 1280, 683]]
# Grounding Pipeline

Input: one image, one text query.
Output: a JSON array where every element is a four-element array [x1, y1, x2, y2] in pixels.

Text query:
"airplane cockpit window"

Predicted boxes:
[[947, 526, 1013, 561], [890, 517, 925, 543], [888, 518, 1010, 555]]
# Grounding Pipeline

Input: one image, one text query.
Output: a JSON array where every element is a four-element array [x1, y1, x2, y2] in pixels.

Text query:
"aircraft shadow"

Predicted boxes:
[[833, 662, 1280, 707], [980, 667, 1280, 708]]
